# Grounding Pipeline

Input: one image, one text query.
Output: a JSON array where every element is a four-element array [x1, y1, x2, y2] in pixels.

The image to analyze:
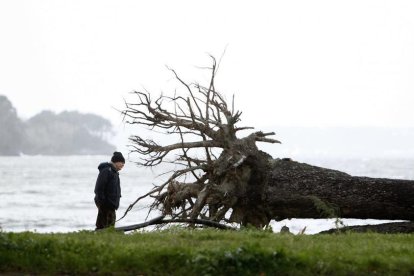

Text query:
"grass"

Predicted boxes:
[[1, 228, 413, 275]]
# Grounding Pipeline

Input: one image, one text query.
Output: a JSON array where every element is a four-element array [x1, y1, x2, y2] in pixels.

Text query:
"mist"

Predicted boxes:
[[1, 0, 414, 130]]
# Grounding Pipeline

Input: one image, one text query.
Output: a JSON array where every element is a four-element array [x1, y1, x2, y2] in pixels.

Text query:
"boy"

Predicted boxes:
[[94, 151, 125, 229]]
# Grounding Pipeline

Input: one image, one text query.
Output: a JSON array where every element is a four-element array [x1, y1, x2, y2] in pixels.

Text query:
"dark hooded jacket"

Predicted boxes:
[[94, 162, 121, 210]]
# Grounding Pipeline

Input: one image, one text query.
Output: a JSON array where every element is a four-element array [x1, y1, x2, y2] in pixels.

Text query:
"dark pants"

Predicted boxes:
[[95, 204, 116, 230]]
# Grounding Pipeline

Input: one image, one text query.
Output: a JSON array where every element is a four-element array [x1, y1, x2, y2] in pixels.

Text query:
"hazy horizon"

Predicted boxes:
[[3, 92, 413, 159]]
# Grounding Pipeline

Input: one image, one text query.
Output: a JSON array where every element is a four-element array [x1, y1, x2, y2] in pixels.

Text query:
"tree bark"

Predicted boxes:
[[264, 158, 414, 222]]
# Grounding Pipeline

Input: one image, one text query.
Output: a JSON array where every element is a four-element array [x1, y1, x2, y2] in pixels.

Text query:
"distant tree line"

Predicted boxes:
[[0, 95, 115, 156]]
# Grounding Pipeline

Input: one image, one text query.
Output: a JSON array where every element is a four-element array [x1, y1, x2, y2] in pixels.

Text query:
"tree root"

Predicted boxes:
[[115, 215, 236, 232]]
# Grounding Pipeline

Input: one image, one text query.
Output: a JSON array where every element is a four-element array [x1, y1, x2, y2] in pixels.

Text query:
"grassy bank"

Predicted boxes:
[[1, 228, 413, 275]]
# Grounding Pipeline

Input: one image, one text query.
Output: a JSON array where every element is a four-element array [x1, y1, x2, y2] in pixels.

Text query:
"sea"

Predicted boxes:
[[1, 155, 412, 234]]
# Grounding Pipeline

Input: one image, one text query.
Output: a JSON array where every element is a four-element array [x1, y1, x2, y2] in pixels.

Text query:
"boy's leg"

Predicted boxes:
[[96, 205, 116, 230]]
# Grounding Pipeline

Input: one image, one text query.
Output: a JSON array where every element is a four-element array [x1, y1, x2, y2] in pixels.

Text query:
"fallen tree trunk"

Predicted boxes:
[[120, 57, 413, 232], [117, 157, 413, 233], [264, 159, 414, 222]]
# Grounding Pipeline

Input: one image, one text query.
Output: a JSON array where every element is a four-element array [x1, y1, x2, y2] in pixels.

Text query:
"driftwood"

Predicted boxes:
[[115, 215, 235, 232], [120, 57, 414, 232]]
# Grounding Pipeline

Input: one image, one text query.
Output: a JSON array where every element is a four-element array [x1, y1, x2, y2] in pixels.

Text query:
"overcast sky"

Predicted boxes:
[[1, 0, 413, 128]]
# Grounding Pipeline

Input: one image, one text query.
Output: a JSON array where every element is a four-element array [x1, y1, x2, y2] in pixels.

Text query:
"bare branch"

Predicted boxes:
[[115, 216, 235, 232], [120, 57, 282, 227]]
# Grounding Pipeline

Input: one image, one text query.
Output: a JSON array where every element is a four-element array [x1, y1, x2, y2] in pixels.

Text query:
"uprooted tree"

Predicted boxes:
[[120, 57, 414, 232]]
